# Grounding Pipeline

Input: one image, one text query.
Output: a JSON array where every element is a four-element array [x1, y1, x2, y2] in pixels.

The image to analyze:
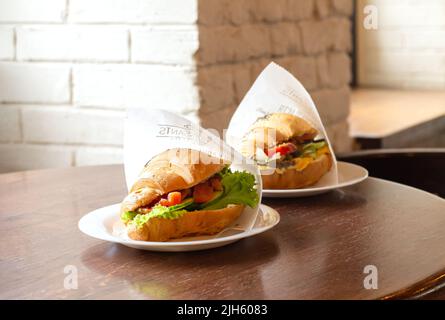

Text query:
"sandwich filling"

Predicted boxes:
[[121, 167, 259, 229], [254, 138, 330, 173]]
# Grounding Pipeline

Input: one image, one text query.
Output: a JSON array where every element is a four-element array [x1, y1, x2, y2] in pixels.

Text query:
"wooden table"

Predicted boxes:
[[1, 165, 445, 300]]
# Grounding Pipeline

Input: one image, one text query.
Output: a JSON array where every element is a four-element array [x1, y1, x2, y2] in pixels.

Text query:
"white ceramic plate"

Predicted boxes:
[[78, 204, 280, 252], [262, 161, 368, 198]]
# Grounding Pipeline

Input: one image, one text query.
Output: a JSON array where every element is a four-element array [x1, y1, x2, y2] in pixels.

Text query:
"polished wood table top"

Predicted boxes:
[[1, 165, 445, 300]]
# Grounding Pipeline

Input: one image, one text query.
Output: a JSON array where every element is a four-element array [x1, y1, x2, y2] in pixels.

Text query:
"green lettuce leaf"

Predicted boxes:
[[123, 198, 194, 228], [122, 169, 259, 228], [121, 210, 137, 223], [164, 198, 194, 212], [302, 140, 327, 158], [131, 206, 189, 229], [200, 169, 259, 210]]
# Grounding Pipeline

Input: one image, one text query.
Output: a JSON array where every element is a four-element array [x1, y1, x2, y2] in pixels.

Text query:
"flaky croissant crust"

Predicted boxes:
[[121, 148, 225, 214]]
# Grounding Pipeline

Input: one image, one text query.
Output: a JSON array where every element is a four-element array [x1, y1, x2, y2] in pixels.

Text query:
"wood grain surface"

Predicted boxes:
[[1, 165, 445, 299]]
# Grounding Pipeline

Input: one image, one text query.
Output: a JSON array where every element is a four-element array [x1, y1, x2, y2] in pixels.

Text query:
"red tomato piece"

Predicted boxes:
[[159, 198, 170, 207], [275, 143, 297, 156], [210, 177, 223, 191], [167, 191, 182, 206], [275, 145, 289, 155], [193, 183, 214, 203]]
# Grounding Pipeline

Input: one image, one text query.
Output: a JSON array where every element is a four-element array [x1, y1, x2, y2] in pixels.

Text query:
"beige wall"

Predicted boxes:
[[357, 0, 445, 89], [198, 0, 354, 152]]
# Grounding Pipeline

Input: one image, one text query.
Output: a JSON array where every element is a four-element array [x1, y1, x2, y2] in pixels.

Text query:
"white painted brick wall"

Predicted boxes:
[[0, 106, 21, 142], [0, 62, 70, 103], [17, 26, 129, 62], [0, 0, 353, 173], [0, 144, 72, 173], [131, 26, 199, 64], [73, 64, 199, 111], [357, 0, 445, 89], [22, 107, 124, 145], [0, 0, 66, 23], [75, 147, 123, 166], [68, 0, 198, 24], [0, 0, 203, 172], [0, 27, 14, 59]]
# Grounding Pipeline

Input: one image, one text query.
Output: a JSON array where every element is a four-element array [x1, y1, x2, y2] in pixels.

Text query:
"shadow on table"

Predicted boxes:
[[80, 232, 280, 299]]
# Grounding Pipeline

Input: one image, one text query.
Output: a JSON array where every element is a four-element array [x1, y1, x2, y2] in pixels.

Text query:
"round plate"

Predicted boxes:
[[78, 204, 280, 252], [262, 161, 368, 198]]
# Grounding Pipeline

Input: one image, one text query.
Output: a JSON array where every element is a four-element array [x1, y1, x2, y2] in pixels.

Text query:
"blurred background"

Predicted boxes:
[[0, 0, 444, 173]]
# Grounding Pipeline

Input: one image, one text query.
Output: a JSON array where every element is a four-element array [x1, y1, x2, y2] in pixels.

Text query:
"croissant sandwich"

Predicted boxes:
[[241, 113, 333, 189], [120, 148, 259, 242]]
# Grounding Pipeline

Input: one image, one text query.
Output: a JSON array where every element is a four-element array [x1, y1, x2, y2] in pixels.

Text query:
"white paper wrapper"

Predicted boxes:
[[226, 62, 338, 187], [123, 108, 262, 232]]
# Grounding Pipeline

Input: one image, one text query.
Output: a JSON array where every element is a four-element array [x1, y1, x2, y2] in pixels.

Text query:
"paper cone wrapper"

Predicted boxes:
[[123, 108, 262, 232], [226, 62, 338, 187]]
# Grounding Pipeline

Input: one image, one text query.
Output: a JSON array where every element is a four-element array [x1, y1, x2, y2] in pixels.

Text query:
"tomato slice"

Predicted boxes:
[[159, 198, 170, 207], [193, 183, 214, 203], [275, 143, 297, 156], [167, 191, 182, 206], [275, 145, 290, 155]]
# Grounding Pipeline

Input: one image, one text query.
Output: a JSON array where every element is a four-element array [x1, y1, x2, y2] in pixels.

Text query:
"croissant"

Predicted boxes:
[[120, 148, 256, 242], [241, 113, 333, 189], [121, 148, 225, 214], [126, 205, 244, 242]]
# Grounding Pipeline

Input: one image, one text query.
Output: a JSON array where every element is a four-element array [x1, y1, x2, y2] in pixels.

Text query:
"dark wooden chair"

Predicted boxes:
[[338, 149, 445, 198]]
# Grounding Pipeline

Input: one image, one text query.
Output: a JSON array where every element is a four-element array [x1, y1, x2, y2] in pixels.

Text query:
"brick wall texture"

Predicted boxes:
[[197, 0, 354, 151], [357, 0, 445, 89], [0, 0, 353, 173]]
